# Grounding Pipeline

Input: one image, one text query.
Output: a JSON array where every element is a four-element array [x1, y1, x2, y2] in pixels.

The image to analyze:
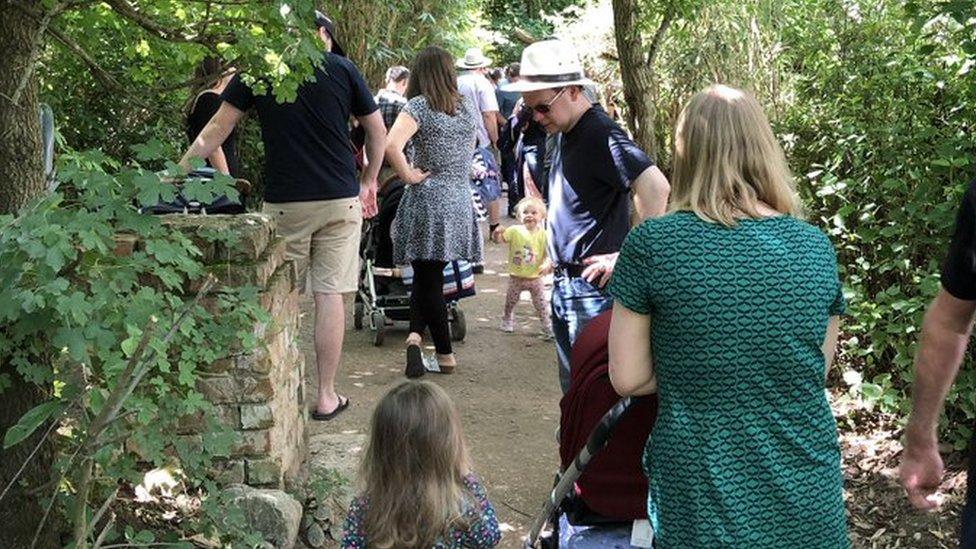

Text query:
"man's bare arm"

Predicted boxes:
[[483, 111, 499, 147], [631, 165, 670, 221], [357, 110, 386, 185], [905, 290, 976, 446]]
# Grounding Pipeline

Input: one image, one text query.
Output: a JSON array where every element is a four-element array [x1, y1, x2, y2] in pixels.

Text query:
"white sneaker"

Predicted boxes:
[[422, 354, 441, 373], [500, 319, 515, 333]]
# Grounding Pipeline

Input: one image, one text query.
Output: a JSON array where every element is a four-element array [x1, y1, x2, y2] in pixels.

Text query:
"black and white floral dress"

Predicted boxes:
[[392, 95, 484, 265]]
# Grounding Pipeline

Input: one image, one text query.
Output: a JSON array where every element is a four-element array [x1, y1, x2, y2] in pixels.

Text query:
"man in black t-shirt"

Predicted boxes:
[[901, 178, 976, 547], [502, 40, 670, 392], [179, 11, 385, 421]]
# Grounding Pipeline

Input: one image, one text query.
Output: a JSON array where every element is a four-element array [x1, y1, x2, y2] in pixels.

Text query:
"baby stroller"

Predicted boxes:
[[526, 310, 659, 548], [353, 179, 474, 346], [139, 166, 249, 215]]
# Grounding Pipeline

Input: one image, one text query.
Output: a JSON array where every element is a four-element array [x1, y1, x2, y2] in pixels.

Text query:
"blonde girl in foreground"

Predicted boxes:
[[340, 381, 501, 548]]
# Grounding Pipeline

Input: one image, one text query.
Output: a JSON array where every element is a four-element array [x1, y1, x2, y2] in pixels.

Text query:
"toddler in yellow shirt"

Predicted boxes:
[[491, 197, 553, 337]]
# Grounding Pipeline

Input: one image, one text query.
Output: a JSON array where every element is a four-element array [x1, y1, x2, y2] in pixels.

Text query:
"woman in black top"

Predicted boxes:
[[185, 57, 240, 176]]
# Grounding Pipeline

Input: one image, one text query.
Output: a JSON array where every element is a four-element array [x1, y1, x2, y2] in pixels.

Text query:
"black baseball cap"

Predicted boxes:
[[314, 11, 346, 57]]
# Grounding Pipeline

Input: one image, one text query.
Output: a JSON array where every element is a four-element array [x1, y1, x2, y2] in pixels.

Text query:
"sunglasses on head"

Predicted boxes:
[[526, 87, 567, 115]]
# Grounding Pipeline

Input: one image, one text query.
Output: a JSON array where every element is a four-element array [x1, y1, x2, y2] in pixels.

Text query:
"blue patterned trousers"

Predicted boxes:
[[551, 272, 614, 393]]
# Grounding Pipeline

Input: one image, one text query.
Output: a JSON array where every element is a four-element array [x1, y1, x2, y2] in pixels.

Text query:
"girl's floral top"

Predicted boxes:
[[340, 473, 501, 548]]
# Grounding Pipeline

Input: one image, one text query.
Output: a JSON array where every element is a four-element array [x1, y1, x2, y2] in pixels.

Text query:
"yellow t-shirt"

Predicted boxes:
[[505, 225, 548, 278]]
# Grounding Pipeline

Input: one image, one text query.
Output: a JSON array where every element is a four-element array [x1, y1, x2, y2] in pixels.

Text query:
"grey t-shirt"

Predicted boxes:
[[457, 71, 499, 148]]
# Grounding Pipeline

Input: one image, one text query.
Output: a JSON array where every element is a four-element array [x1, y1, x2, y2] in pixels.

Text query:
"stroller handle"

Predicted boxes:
[[524, 396, 636, 548]]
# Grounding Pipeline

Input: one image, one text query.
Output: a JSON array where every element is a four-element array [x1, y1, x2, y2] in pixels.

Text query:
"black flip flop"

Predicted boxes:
[[405, 344, 425, 378], [311, 396, 350, 421]]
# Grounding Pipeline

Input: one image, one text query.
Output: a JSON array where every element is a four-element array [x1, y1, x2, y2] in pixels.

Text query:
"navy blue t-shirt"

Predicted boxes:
[[544, 107, 654, 265], [942, 178, 976, 300], [221, 52, 378, 203], [939, 177, 976, 513]]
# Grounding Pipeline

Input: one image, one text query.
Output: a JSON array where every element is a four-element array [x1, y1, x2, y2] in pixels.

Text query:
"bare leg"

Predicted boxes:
[[314, 292, 345, 413], [488, 198, 501, 226]]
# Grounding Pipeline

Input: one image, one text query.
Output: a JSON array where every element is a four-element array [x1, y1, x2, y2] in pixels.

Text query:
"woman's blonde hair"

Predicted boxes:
[[360, 381, 474, 548], [670, 84, 801, 226], [515, 196, 547, 222]]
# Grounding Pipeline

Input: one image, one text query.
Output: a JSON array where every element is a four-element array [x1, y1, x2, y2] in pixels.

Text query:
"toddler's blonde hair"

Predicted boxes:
[[515, 196, 547, 223]]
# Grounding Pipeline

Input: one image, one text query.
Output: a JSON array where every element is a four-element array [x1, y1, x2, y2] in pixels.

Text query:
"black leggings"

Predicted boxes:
[[409, 260, 452, 355]]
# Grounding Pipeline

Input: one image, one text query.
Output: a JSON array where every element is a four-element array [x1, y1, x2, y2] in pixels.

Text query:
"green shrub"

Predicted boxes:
[[0, 148, 268, 544]]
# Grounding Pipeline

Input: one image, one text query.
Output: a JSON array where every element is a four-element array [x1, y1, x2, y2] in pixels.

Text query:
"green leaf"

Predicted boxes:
[[4, 400, 65, 449], [54, 327, 89, 362], [120, 329, 143, 357], [861, 383, 883, 402], [132, 530, 155, 544]]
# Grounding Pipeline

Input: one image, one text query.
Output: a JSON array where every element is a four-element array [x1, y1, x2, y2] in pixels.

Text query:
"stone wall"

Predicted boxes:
[[165, 213, 307, 489]]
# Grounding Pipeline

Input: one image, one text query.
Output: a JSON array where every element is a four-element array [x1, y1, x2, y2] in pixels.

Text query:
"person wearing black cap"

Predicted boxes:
[[179, 9, 385, 422], [314, 10, 346, 57]]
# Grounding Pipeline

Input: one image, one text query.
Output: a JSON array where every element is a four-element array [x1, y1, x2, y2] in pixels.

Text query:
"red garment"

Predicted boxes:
[[558, 309, 659, 520]]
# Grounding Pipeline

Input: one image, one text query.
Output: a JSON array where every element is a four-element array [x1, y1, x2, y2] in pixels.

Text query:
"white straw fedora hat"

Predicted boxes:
[[456, 47, 492, 69], [501, 39, 594, 92]]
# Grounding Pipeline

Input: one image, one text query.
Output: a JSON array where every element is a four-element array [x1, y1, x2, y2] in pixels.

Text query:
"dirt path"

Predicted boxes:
[[303, 217, 561, 548]]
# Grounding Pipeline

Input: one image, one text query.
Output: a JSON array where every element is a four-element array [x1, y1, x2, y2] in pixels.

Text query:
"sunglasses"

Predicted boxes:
[[526, 87, 567, 115]]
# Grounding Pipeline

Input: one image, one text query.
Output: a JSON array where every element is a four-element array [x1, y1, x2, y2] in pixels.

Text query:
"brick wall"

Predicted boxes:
[[165, 214, 307, 489]]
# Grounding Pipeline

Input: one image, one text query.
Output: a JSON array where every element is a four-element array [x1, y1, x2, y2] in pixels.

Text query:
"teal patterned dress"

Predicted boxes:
[[608, 212, 848, 548]]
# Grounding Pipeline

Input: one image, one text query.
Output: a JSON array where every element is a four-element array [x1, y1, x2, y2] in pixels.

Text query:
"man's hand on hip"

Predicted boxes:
[[581, 252, 619, 288]]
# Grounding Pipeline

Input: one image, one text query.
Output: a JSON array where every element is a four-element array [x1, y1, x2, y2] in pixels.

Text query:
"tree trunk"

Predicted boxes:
[[0, 2, 46, 213], [612, 0, 661, 159], [0, 1, 59, 547]]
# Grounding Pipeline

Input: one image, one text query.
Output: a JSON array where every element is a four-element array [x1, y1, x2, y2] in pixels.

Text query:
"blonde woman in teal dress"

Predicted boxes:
[[607, 85, 848, 548]]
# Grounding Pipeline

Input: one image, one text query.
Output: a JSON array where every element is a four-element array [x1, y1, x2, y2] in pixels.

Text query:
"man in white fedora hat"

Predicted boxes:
[[502, 39, 670, 393], [457, 46, 503, 258], [457, 47, 500, 149]]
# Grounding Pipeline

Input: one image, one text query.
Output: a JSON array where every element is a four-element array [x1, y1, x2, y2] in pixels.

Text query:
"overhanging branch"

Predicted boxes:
[[46, 25, 128, 94], [102, 0, 236, 47], [646, 1, 676, 67]]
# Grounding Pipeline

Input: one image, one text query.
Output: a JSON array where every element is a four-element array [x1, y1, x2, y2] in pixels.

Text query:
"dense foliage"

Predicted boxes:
[[0, 149, 267, 545], [481, 0, 588, 63], [781, 1, 976, 445]]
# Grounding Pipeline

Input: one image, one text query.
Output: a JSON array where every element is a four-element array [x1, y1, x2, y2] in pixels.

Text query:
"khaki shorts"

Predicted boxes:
[[263, 197, 362, 294]]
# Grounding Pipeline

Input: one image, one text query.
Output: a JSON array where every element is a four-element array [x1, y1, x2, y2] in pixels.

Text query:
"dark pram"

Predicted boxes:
[[353, 179, 474, 346], [526, 310, 659, 548]]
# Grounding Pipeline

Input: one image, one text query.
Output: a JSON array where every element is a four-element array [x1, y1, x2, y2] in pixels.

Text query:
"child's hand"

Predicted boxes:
[[491, 225, 505, 244], [540, 260, 554, 276]]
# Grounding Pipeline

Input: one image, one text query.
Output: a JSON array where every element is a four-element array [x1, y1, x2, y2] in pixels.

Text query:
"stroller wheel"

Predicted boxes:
[[371, 311, 385, 347], [449, 307, 466, 342], [354, 302, 364, 330]]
